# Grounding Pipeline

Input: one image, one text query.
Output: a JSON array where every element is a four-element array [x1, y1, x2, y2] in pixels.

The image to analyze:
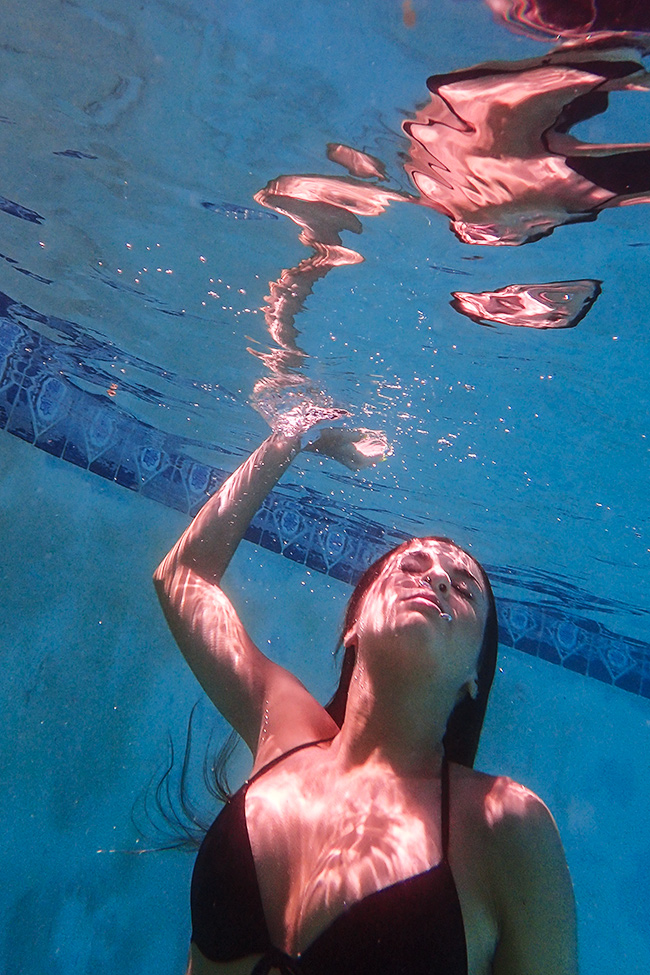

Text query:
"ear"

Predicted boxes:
[[460, 674, 479, 701], [343, 622, 358, 649]]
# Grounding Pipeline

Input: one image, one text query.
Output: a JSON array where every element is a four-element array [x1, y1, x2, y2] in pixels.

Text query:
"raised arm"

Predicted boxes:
[[153, 430, 338, 761], [154, 424, 384, 764]]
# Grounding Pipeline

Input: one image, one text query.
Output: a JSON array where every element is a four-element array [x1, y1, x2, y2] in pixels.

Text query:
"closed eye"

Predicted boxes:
[[399, 553, 430, 574], [453, 582, 473, 599]]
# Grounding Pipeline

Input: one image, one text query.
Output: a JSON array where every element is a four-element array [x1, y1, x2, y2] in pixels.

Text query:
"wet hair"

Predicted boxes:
[[324, 537, 498, 769]]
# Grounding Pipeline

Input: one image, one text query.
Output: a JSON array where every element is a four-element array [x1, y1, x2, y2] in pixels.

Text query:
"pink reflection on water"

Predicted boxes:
[[251, 176, 398, 388], [246, 34, 650, 436], [326, 143, 388, 181], [256, 175, 405, 228], [450, 279, 602, 329], [403, 46, 650, 245], [485, 0, 650, 44], [249, 172, 403, 455]]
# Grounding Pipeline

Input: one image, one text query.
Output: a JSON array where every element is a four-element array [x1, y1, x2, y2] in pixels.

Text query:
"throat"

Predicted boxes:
[[335, 707, 447, 779], [337, 661, 455, 777]]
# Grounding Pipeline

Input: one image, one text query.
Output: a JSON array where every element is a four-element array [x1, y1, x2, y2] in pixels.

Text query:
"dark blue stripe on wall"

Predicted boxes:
[[1, 295, 648, 700]]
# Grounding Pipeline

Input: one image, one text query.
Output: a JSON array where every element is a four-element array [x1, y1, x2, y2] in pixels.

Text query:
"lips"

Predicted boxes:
[[401, 589, 444, 615]]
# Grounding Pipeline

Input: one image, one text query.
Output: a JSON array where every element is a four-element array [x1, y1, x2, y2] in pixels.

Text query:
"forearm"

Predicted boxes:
[[155, 430, 301, 586]]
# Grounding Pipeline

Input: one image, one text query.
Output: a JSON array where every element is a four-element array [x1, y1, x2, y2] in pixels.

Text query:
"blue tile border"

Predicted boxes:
[[2, 293, 648, 700]]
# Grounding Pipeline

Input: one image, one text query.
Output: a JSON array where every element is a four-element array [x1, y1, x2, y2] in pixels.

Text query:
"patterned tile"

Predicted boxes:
[[1, 301, 648, 698]]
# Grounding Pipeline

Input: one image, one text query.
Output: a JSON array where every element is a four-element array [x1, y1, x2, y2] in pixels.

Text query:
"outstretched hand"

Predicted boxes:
[[271, 404, 392, 470], [303, 426, 392, 470]]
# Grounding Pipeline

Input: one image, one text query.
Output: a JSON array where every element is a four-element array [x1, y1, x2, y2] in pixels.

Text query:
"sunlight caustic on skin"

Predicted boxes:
[[484, 777, 541, 829], [229, 539, 492, 958], [246, 760, 440, 954], [345, 540, 488, 714]]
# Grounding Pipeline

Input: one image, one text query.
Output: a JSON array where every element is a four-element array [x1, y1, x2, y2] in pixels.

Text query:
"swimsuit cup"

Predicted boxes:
[[191, 740, 468, 975]]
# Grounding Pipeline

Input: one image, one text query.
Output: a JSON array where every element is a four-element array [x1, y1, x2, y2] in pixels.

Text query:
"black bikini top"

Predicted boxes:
[[190, 740, 468, 975]]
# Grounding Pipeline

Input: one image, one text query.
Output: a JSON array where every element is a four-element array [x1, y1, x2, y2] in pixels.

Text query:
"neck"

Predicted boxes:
[[334, 656, 455, 778]]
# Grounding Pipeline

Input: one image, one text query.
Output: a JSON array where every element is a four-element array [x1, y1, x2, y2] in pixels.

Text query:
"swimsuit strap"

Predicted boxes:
[[247, 741, 453, 862], [244, 737, 335, 791], [441, 755, 451, 861]]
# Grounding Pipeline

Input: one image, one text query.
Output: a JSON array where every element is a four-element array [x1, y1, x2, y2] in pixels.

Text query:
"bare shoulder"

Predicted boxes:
[[482, 772, 564, 870], [451, 764, 569, 886], [450, 763, 557, 838], [450, 765, 578, 975], [487, 772, 554, 832]]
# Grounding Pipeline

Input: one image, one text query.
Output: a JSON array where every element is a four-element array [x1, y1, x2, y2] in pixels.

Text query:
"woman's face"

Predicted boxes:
[[347, 540, 490, 696]]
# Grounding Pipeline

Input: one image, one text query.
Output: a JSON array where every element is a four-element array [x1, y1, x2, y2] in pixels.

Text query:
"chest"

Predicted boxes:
[[245, 767, 442, 955]]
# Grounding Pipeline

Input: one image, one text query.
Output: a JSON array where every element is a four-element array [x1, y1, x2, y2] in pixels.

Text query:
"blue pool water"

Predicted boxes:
[[1, 1, 649, 972]]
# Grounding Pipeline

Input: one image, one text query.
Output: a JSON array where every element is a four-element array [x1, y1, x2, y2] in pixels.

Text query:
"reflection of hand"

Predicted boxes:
[[303, 427, 392, 470]]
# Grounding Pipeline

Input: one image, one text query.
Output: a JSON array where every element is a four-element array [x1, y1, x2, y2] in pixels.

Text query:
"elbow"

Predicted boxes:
[[153, 550, 176, 597], [153, 551, 198, 609], [152, 566, 164, 596]]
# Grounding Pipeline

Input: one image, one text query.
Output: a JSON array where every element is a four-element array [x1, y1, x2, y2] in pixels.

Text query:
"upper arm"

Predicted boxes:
[[153, 559, 336, 756], [490, 783, 578, 975]]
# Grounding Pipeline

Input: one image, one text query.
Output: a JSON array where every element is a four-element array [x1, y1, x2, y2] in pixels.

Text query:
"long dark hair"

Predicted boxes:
[[325, 537, 499, 768]]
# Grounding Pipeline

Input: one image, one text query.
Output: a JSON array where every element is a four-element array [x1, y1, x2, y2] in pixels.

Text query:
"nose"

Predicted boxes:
[[423, 566, 451, 595]]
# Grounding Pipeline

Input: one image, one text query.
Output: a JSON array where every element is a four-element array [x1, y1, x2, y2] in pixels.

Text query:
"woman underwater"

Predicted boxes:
[[154, 425, 578, 975]]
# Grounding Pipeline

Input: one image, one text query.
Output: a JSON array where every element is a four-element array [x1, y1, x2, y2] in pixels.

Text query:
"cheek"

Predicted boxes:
[[357, 582, 392, 625], [464, 623, 485, 673], [462, 596, 487, 634], [469, 613, 485, 643]]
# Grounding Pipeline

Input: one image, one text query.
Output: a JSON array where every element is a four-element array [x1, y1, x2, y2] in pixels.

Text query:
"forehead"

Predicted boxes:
[[352, 538, 491, 628]]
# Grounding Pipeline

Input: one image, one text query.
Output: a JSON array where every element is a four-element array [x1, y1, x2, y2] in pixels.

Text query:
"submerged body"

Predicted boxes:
[[189, 737, 571, 975], [154, 430, 577, 975], [192, 741, 468, 974]]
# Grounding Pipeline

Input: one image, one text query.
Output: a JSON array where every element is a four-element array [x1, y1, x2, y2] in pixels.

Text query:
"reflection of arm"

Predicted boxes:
[[153, 432, 337, 759], [491, 786, 578, 975]]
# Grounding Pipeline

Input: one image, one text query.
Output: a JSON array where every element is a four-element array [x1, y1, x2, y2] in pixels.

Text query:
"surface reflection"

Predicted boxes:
[[485, 0, 650, 43], [249, 168, 405, 450], [450, 279, 602, 329], [247, 27, 650, 437], [326, 143, 388, 181], [403, 43, 650, 245]]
